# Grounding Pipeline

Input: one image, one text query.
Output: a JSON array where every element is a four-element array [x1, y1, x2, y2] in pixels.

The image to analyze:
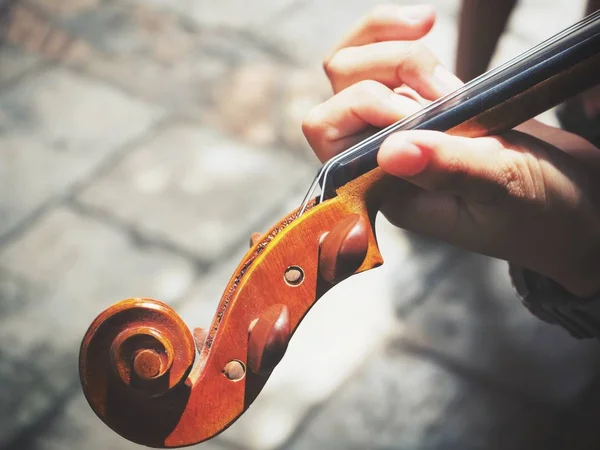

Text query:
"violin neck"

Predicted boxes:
[[323, 9, 600, 197]]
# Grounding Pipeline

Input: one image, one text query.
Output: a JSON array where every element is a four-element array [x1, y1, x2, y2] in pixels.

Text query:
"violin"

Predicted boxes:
[[79, 11, 600, 448]]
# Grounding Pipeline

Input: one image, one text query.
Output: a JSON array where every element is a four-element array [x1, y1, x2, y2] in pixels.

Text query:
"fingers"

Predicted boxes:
[[325, 41, 463, 99], [323, 4, 462, 99], [328, 4, 435, 54], [378, 183, 466, 244], [393, 84, 430, 106], [375, 130, 541, 257], [303, 80, 422, 162], [377, 130, 542, 205]]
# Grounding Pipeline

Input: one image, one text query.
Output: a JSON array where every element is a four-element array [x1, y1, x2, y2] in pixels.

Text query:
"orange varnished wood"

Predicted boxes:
[[79, 299, 196, 445], [79, 179, 385, 448]]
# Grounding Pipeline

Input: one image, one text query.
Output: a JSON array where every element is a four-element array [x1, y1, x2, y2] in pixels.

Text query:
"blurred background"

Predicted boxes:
[[1, 0, 600, 449]]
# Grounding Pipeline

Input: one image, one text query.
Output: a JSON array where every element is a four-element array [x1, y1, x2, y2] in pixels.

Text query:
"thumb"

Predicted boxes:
[[377, 130, 527, 204]]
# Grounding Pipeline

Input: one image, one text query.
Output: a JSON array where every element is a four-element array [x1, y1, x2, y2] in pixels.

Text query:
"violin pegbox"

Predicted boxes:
[[77, 168, 388, 448]]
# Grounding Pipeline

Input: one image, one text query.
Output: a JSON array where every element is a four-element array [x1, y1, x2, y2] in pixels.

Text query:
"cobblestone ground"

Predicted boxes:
[[1, 0, 600, 449]]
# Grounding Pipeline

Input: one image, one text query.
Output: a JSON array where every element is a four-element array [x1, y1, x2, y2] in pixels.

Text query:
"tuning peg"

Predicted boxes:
[[319, 214, 368, 284], [193, 327, 208, 353], [249, 232, 262, 248], [247, 304, 290, 376]]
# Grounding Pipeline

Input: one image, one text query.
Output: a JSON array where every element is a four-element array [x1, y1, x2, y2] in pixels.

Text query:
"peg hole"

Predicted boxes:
[[223, 360, 246, 381], [284, 266, 304, 286]]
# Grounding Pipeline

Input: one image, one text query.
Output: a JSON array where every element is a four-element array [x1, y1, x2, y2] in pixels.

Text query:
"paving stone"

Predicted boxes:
[[10, 1, 330, 156], [44, 0, 325, 157], [0, 67, 162, 238], [41, 2, 280, 111], [400, 252, 600, 406], [123, 0, 298, 29], [30, 0, 102, 19], [0, 206, 197, 447], [3, 3, 94, 66], [77, 123, 314, 262], [0, 44, 41, 85], [386, 232, 462, 317], [0, 267, 40, 317], [25, 391, 234, 450], [203, 64, 330, 156], [61, 1, 328, 155], [287, 342, 563, 450], [0, 344, 75, 449]]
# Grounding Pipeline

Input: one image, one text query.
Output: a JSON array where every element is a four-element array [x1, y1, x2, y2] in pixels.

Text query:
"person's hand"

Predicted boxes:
[[302, 4, 600, 297]]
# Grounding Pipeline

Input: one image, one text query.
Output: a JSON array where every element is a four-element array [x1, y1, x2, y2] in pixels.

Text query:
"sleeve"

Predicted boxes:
[[508, 263, 600, 339]]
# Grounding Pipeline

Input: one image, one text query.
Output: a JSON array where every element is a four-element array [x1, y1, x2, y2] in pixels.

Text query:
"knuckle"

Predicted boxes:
[[302, 105, 322, 135], [322, 54, 335, 77], [354, 79, 384, 96], [301, 104, 339, 144], [409, 41, 436, 65], [302, 104, 326, 137], [490, 135, 543, 203], [499, 153, 540, 202], [502, 159, 526, 198], [395, 42, 434, 79], [322, 48, 346, 78]]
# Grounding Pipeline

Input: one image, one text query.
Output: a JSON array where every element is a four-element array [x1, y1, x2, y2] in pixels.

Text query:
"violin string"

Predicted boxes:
[[297, 9, 600, 217]]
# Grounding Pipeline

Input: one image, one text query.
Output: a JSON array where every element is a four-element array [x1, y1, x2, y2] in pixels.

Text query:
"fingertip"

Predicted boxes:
[[378, 132, 430, 177], [368, 4, 436, 40], [400, 4, 436, 32]]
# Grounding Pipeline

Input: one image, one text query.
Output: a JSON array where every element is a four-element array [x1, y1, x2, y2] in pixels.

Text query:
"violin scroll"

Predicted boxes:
[[79, 299, 196, 447], [78, 168, 388, 447]]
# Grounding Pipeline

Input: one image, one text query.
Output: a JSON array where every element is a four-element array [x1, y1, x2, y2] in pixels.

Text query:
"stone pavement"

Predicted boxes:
[[1, 0, 599, 449]]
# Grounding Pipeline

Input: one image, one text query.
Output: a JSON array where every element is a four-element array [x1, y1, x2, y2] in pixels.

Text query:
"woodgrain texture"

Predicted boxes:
[[79, 174, 385, 447]]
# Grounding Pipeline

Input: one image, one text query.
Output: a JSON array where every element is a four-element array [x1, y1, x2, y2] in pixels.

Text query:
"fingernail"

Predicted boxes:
[[379, 134, 428, 177], [432, 65, 463, 96], [402, 4, 434, 23]]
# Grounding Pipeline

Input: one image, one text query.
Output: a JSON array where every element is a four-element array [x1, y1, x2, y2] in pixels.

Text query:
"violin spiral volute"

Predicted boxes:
[[79, 298, 196, 445], [110, 324, 176, 393]]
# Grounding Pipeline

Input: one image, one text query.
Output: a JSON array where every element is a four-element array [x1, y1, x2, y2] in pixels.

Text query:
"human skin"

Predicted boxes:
[[302, 4, 600, 297]]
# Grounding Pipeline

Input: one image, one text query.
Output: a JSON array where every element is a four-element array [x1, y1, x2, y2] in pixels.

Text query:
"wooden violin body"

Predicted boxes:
[[79, 11, 600, 448]]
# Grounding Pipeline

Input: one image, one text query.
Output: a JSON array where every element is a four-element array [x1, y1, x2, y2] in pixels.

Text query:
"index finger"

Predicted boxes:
[[328, 4, 436, 56]]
